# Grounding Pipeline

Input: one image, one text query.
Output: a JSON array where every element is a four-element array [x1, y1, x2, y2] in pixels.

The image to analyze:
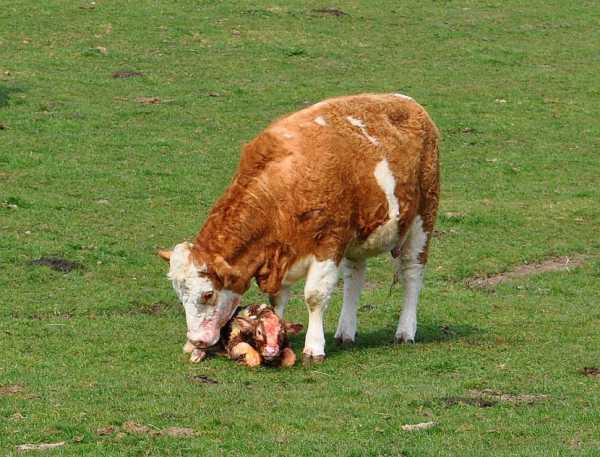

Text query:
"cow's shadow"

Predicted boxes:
[[288, 320, 482, 356]]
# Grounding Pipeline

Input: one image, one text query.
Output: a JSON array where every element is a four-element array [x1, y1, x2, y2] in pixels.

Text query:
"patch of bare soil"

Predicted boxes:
[[112, 70, 143, 78], [31, 257, 82, 273], [312, 7, 348, 16], [443, 389, 548, 408], [96, 426, 117, 436], [97, 422, 197, 438], [160, 427, 196, 438], [0, 384, 24, 396], [190, 375, 218, 384], [135, 96, 161, 105], [580, 367, 600, 378], [443, 396, 497, 408], [466, 255, 585, 288]]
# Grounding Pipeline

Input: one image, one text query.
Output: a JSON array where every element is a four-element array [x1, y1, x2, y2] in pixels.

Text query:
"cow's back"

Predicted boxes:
[[237, 93, 439, 262]]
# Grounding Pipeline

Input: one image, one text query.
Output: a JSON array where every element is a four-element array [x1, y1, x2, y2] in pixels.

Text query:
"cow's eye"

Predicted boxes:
[[256, 328, 263, 338], [201, 291, 214, 303]]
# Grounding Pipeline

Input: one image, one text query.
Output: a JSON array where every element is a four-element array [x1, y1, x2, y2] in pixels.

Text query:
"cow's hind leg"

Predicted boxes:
[[303, 258, 340, 364], [394, 216, 428, 343], [334, 258, 366, 345]]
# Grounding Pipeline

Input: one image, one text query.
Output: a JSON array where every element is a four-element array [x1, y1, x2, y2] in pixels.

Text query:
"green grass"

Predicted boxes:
[[1, 1, 600, 455]]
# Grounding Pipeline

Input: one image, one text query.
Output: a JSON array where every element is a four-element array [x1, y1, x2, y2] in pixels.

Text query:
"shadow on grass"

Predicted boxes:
[[0, 84, 24, 107], [289, 321, 483, 357]]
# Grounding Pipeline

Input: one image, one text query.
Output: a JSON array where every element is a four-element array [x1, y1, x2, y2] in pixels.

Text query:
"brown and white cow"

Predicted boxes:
[[159, 93, 440, 364]]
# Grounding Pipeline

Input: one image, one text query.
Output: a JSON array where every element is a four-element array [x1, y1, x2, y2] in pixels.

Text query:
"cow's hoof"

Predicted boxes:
[[393, 334, 415, 344], [190, 349, 207, 363], [302, 353, 325, 366], [335, 336, 355, 346]]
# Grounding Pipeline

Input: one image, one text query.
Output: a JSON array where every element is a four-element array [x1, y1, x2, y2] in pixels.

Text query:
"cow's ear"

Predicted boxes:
[[285, 322, 304, 335], [235, 317, 255, 334], [158, 249, 172, 262]]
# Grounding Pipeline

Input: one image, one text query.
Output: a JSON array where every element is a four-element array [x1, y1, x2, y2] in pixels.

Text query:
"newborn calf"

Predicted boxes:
[[185, 304, 303, 368], [227, 304, 303, 367]]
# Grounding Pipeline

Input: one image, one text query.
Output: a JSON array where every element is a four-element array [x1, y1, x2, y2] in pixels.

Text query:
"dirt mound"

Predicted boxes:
[[467, 255, 585, 288]]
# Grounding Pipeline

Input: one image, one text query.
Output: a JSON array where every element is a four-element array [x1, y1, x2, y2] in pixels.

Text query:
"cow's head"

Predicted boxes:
[[236, 304, 303, 361], [158, 242, 241, 348]]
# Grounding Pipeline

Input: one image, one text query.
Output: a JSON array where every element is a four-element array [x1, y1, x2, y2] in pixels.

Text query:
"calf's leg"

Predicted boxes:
[[229, 342, 262, 367], [278, 347, 296, 368], [303, 258, 340, 364], [334, 258, 366, 344]]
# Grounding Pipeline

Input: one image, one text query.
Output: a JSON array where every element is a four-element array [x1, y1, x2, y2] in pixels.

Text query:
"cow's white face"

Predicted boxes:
[[165, 243, 240, 348]]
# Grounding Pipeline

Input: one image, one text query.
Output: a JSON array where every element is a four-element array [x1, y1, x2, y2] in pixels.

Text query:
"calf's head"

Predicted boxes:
[[159, 242, 242, 348], [237, 305, 303, 361]]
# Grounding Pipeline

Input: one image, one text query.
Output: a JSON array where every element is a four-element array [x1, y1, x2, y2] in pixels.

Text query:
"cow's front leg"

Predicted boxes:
[[269, 287, 290, 319], [303, 259, 340, 365], [335, 258, 366, 345]]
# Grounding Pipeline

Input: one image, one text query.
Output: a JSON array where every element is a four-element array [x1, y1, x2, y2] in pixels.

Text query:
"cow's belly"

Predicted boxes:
[[344, 218, 400, 260]]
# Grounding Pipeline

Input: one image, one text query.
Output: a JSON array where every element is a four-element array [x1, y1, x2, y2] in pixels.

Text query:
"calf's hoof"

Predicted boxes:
[[190, 349, 207, 363], [243, 351, 262, 368], [302, 353, 325, 366]]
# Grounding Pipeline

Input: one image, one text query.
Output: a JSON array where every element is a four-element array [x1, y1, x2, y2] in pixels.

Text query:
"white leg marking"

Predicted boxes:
[[394, 216, 428, 343], [269, 288, 290, 319], [335, 258, 366, 344], [303, 259, 339, 358]]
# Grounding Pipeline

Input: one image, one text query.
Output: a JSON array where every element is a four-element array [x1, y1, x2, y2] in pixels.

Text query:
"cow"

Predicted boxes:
[[159, 93, 440, 364]]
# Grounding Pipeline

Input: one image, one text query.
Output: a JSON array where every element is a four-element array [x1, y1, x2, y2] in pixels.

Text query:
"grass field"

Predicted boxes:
[[1, 1, 600, 455]]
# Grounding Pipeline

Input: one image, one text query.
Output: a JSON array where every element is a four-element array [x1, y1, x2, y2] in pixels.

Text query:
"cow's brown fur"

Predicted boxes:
[[189, 93, 439, 296]]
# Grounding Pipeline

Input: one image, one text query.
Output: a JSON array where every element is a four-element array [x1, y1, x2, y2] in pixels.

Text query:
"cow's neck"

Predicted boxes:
[[194, 182, 281, 294]]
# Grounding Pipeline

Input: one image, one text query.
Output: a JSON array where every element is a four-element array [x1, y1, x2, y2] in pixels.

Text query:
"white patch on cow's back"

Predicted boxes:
[[282, 132, 294, 139], [374, 159, 399, 218], [346, 116, 364, 128], [314, 115, 327, 126], [392, 93, 414, 101], [345, 159, 400, 259], [346, 116, 380, 145]]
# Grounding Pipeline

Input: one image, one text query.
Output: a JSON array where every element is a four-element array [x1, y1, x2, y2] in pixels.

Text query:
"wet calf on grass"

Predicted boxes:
[[185, 304, 303, 368]]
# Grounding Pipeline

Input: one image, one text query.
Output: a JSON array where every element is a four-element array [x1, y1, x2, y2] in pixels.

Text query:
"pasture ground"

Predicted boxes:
[[1, 1, 599, 456]]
